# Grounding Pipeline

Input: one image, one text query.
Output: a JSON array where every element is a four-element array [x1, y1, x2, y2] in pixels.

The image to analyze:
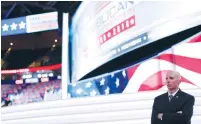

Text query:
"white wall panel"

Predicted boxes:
[[2, 88, 201, 113], [1, 89, 201, 124], [82, 116, 201, 124], [2, 99, 201, 121], [2, 106, 201, 123]]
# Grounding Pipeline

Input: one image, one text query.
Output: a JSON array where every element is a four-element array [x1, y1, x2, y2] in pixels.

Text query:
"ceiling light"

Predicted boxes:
[[55, 39, 57, 42], [10, 43, 13, 46]]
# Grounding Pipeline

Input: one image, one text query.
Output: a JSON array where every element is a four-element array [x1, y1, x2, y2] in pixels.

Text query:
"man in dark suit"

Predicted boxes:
[[151, 71, 195, 124]]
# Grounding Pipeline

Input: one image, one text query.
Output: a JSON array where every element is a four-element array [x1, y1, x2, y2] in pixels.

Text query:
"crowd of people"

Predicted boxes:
[[1, 79, 61, 107]]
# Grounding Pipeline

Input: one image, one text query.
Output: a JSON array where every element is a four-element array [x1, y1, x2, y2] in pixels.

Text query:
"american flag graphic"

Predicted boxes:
[[68, 70, 128, 97], [68, 32, 201, 98], [1, 12, 58, 36], [127, 32, 201, 92], [1, 17, 27, 36]]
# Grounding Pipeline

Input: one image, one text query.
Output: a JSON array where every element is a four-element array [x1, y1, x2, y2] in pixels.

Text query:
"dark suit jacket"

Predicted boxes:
[[151, 89, 195, 124]]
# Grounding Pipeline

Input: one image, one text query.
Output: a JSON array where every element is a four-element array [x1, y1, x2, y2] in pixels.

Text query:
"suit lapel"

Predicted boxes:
[[169, 89, 183, 112], [171, 89, 182, 103], [163, 92, 172, 111]]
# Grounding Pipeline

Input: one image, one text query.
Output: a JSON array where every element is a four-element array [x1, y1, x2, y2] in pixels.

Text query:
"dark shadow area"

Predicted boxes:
[[1, 30, 61, 69], [1, 46, 62, 70], [80, 25, 201, 81], [2, 48, 49, 69]]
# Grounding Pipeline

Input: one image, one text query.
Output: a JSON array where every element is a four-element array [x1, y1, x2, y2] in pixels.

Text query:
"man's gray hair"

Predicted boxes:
[[166, 71, 181, 81]]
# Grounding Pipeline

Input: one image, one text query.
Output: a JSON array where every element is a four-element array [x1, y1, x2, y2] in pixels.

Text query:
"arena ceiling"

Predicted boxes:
[[1, 31, 61, 50], [1, 1, 81, 20]]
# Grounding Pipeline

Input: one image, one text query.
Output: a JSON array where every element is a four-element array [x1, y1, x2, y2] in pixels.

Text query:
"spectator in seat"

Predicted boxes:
[[1, 95, 12, 107], [44, 87, 54, 101]]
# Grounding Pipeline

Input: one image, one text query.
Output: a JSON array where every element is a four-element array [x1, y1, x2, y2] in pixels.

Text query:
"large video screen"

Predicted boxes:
[[71, 1, 201, 82], [68, 32, 201, 98]]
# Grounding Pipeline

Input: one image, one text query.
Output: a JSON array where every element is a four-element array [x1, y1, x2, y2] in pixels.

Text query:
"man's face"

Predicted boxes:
[[166, 72, 180, 90]]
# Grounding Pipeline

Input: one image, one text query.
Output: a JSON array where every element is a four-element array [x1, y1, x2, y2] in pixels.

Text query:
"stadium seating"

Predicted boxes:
[[1, 79, 61, 106], [1, 88, 201, 124]]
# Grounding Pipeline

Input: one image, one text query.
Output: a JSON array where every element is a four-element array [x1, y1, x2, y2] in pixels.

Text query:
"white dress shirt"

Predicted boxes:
[[168, 88, 179, 101]]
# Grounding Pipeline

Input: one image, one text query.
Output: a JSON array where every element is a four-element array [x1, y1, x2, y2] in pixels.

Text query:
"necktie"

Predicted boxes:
[[169, 95, 173, 102]]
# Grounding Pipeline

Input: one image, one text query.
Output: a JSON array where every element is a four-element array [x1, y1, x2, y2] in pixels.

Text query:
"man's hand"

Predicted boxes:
[[177, 111, 182, 114], [157, 113, 163, 120]]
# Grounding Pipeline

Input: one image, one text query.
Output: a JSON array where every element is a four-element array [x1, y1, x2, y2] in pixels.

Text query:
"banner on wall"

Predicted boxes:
[[1, 12, 58, 36], [1, 64, 61, 74], [68, 32, 201, 98], [1, 77, 59, 85], [26, 12, 58, 33], [1, 64, 61, 85], [71, 1, 201, 82]]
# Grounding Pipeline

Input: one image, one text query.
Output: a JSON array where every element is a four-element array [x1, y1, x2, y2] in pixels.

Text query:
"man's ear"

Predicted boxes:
[[178, 80, 181, 84]]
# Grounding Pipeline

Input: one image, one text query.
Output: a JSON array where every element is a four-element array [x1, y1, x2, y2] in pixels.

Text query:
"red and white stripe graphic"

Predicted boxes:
[[124, 33, 201, 93]]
